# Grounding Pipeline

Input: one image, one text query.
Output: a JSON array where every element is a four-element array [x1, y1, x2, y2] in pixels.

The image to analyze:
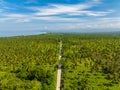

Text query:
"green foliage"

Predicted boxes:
[[0, 34, 60, 90], [1, 33, 120, 90], [61, 34, 120, 90]]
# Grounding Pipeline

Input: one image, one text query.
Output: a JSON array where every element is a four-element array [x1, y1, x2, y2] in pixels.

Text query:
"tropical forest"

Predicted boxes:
[[0, 33, 120, 90]]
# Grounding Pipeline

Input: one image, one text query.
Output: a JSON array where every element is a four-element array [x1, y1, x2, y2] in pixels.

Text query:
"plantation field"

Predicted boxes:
[[61, 34, 120, 90], [0, 33, 120, 90], [0, 34, 60, 90]]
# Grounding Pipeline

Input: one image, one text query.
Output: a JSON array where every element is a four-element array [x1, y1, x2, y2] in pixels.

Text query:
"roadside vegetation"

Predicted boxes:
[[0, 34, 60, 90], [0, 33, 120, 90], [61, 34, 120, 90]]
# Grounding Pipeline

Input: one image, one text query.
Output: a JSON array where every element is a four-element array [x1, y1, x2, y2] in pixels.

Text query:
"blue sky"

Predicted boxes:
[[0, 0, 120, 33]]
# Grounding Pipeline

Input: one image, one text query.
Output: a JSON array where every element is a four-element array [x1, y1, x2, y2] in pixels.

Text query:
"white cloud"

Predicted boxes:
[[0, 0, 113, 23], [68, 10, 113, 16], [0, 13, 86, 23], [30, 2, 103, 16], [4, 14, 28, 18], [30, 4, 91, 16], [0, 14, 29, 22], [84, 10, 113, 16], [26, 0, 113, 17], [99, 17, 120, 22], [0, 0, 119, 31], [0, 17, 12, 22]]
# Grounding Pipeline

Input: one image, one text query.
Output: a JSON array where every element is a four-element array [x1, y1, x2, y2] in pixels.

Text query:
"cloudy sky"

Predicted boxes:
[[0, 0, 120, 33]]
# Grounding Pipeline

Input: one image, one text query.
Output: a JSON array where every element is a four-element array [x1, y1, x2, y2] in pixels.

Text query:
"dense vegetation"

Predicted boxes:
[[1, 33, 120, 90], [61, 34, 120, 90], [0, 34, 60, 90]]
